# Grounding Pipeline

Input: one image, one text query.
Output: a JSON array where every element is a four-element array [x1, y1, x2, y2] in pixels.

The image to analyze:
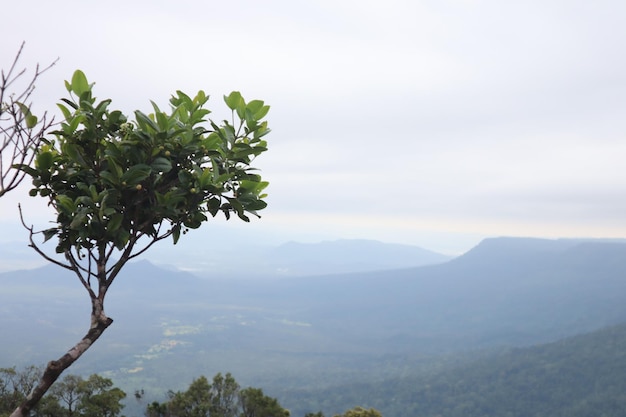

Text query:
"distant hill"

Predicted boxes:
[[266, 239, 452, 276], [250, 237, 626, 353]]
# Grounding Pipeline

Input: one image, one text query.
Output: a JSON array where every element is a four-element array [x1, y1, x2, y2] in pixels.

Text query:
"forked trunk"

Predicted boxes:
[[10, 300, 113, 417]]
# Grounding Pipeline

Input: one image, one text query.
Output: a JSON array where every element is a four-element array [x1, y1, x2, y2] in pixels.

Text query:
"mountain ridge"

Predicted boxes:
[[0, 238, 451, 276]]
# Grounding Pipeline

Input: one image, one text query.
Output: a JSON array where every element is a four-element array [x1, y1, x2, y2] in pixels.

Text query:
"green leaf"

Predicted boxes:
[[172, 224, 181, 244], [246, 100, 270, 120], [121, 164, 152, 185], [154, 109, 169, 130], [202, 134, 222, 151], [243, 199, 267, 212], [114, 228, 130, 250], [57, 103, 73, 120], [150, 100, 162, 114], [70, 212, 87, 229], [151, 157, 172, 173], [61, 143, 88, 168], [240, 179, 269, 195], [108, 110, 125, 126], [223, 124, 236, 146], [14, 164, 38, 177], [198, 167, 214, 188], [35, 151, 54, 171], [189, 108, 210, 125], [135, 110, 159, 132], [224, 91, 243, 111], [224, 91, 247, 119], [102, 207, 117, 217], [62, 113, 83, 136], [173, 90, 192, 108], [15, 102, 38, 128], [207, 197, 221, 217], [252, 122, 271, 140], [95, 98, 112, 114], [194, 90, 208, 105], [42, 228, 58, 243], [59, 98, 78, 110], [246, 100, 263, 114], [25, 114, 38, 129], [107, 213, 124, 233], [104, 157, 123, 182], [70, 70, 90, 96]]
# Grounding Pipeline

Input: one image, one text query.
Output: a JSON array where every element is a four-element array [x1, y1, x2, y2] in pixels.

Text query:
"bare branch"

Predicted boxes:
[[67, 248, 97, 284], [0, 42, 58, 198], [18, 205, 97, 299], [126, 230, 173, 261], [65, 251, 98, 299], [18, 204, 71, 271]]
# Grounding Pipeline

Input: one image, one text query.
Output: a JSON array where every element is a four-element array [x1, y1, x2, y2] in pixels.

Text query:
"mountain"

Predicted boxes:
[[2, 236, 626, 415], [265, 239, 452, 276], [241, 237, 626, 353]]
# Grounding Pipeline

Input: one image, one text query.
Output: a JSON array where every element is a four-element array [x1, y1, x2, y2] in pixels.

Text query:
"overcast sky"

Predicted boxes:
[[1, 0, 625, 255]]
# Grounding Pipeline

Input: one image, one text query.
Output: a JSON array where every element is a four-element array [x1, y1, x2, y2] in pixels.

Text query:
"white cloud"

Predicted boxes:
[[1, 0, 625, 253]]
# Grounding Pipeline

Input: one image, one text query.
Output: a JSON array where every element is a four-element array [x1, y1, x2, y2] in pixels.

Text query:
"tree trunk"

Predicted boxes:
[[10, 300, 113, 417]]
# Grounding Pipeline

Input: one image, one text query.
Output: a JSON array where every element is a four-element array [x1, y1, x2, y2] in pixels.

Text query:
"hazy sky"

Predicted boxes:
[[1, 0, 625, 255]]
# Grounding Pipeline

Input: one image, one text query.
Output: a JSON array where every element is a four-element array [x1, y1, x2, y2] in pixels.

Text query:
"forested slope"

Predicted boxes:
[[278, 322, 626, 417]]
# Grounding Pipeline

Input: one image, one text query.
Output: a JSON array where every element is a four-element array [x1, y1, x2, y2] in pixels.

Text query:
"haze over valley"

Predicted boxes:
[[2, 236, 626, 416]]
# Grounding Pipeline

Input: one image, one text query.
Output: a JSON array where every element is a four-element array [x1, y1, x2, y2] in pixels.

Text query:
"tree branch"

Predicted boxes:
[[1, 42, 57, 197], [65, 251, 97, 299], [18, 205, 97, 299]]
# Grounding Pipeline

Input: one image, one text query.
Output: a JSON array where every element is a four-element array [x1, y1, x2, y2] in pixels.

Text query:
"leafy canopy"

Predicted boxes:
[[21, 70, 270, 254], [147, 373, 290, 417]]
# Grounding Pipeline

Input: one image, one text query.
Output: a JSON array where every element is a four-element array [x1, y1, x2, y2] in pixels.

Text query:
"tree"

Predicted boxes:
[[31, 395, 65, 417], [1, 366, 42, 417], [147, 373, 289, 417], [238, 387, 290, 417], [2, 367, 126, 417], [161, 373, 240, 417], [12, 70, 270, 417], [74, 374, 126, 417], [0, 42, 55, 198], [146, 401, 169, 417], [167, 376, 213, 417], [49, 374, 83, 417], [1, 367, 26, 416], [332, 407, 382, 417], [207, 373, 240, 417]]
